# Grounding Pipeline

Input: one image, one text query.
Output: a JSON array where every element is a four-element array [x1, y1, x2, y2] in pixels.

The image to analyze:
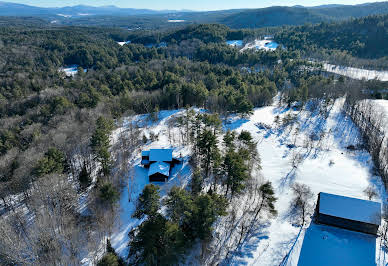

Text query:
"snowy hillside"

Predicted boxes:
[[107, 98, 386, 265], [323, 63, 388, 81]]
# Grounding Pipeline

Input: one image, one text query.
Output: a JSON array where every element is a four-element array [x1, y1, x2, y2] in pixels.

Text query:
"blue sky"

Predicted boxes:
[[4, 0, 387, 10]]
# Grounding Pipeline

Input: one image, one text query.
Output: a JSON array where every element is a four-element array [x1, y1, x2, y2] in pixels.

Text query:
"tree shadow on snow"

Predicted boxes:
[[223, 117, 250, 131], [220, 222, 271, 266]]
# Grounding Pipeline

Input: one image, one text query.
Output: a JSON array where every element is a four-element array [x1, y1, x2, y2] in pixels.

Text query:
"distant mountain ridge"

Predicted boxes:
[[1, 1, 388, 29], [0, 1, 182, 17]]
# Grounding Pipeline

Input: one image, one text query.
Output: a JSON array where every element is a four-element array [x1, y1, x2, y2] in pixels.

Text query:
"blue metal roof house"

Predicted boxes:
[[141, 149, 180, 182], [316, 192, 381, 235]]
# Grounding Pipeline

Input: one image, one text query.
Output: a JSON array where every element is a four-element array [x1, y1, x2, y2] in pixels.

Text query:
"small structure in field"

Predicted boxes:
[[316, 192, 381, 235], [141, 149, 180, 182]]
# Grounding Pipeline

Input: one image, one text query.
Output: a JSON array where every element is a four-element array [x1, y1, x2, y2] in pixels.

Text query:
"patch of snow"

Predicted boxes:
[[323, 63, 388, 81], [241, 39, 279, 52], [375, 100, 388, 128], [226, 40, 243, 47], [117, 41, 131, 46], [59, 65, 87, 77], [168, 20, 186, 22], [57, 14, 72, 18]]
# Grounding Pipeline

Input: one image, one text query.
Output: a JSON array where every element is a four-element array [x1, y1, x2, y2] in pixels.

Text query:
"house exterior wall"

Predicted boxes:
[[316, 194, 379, 235], [316, 213, 379, 235], [149, 173, 168, 182]]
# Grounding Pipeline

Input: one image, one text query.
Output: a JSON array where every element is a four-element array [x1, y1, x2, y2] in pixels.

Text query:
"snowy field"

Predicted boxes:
[[117, 41, 131, 46], [225, 98, 386, 265], [227, 40, 244, 47], [59, 65, 87, 77], [241, 39, 279, 52], [105, 98, 386, 265], [323, 63, 388, 81]]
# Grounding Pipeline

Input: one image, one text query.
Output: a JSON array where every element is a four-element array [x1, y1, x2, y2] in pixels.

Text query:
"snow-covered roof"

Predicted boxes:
[[319, 192, 381, 225], [148, 162, 170, 177], [149, 149, 173, 162], [142, 150, 150, 157]]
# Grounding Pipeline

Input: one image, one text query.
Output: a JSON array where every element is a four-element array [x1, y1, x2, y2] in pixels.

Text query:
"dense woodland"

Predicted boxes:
[[276, 14, 388, 69], [0, 16, 387, 265]]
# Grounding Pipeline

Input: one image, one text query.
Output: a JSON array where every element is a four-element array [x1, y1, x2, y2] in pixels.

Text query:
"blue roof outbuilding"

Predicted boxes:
[[149, 149, 173, 162], [148, 162, 170, 177]]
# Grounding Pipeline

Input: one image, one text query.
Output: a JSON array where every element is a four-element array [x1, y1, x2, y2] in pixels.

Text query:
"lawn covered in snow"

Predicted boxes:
[[107, 98, 386, 265]]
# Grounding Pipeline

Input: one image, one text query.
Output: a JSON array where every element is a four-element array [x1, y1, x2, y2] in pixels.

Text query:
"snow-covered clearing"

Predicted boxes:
[[323, 63, 388, 81], [227, 40, 244, 47], [227, 98, 386, 265], [241, 39, 279, 52], [117, 41, 131, 46], [59, 65, 87, 77], [103, 97, 385, 265]]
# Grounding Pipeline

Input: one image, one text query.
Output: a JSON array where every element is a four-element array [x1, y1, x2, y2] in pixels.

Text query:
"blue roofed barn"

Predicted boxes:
[[149, 149, 173, 162]]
